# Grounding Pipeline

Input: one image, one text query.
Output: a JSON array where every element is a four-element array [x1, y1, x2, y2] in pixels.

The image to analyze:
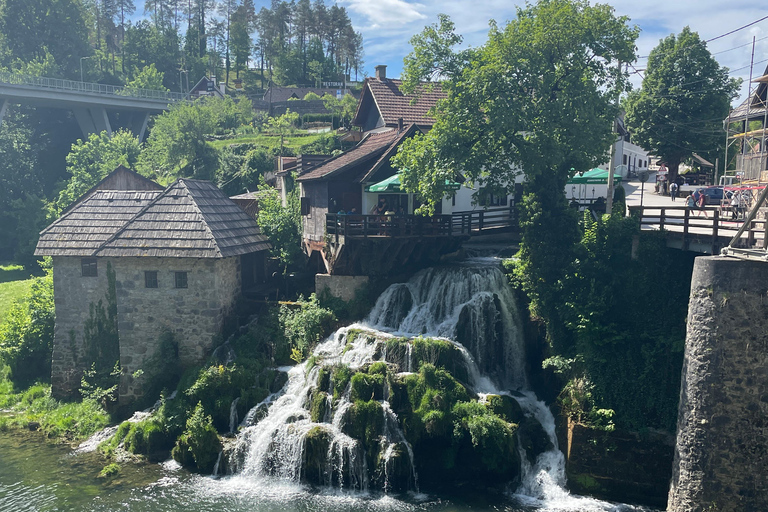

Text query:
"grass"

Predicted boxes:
[[0, 367, 110, 443], [0, 264, 34, 324], [207, 131, 328, 151]]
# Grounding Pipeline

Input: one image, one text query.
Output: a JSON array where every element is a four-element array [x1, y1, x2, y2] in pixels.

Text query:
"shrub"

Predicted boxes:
[[279, 294, 336, 359], [172, 402, 222, 473], [0, 261, 54, 386]]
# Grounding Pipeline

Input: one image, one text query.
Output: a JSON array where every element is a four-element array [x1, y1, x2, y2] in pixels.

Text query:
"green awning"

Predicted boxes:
[[567, 168, 623, 184], [365, 173, 461, 193]]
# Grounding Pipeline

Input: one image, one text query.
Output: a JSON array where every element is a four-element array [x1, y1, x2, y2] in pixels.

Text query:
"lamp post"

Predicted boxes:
[[80, 56, 93, 83], [639, 170, 649, 209]]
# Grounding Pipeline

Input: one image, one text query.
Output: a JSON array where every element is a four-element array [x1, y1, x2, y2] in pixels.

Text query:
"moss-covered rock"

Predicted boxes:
[[310, 390, 330, 423], [343, 400, 384, 471], [376, 442, 414, 492], [330, 364, 352, 401], [350, 372, 385, 401], [172, 402, 222, 473], [303, 425, 332, 485], [485, 394, 524, 424]]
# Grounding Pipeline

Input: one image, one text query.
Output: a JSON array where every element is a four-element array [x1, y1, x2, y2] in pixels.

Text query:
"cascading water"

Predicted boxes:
[[227, 257, 637, 510]]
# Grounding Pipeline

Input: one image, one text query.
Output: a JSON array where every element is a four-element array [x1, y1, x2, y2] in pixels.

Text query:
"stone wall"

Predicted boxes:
[[564, 420, 674, 508], [315, 273, 369, 302], [50, 256, 113, 398], [51, 255, 242, 403], [668, 256, 768, 512]]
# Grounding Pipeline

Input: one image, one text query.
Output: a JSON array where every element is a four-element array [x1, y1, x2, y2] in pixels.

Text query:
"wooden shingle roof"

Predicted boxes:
[[354, 78, 446, 128], [35, 191, 162, 256], [296, 130, 400, 182], [97, 180, 270, 258], [35, 180, 270, 259]]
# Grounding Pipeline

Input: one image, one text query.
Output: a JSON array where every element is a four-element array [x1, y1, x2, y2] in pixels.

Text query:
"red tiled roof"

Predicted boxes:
[[296, 130, 400, 181], [358, 78, 446, 127]]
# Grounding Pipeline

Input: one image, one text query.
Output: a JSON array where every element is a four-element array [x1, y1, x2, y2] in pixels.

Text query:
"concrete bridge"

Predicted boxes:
[[0, 71, 187, 140]]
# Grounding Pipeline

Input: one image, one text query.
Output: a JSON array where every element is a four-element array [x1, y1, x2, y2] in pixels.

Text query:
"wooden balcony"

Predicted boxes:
[[325, 206, 516, 243]]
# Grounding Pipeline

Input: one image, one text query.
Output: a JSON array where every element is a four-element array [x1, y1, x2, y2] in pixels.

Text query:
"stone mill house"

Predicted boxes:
[[35, 170, 270, 404]]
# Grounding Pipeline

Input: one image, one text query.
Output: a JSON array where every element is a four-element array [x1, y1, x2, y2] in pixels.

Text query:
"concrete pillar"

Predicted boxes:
[[668, 256, 768, 512], [0, 99, 7, 125], [91, 107, 112, 136], [73, 108, 97, 138], [137, 111, 150, 141]]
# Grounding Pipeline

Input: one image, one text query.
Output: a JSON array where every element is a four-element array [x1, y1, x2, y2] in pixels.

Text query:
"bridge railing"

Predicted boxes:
[[632, 205, 768, 253], [0, 71, 187, 102]]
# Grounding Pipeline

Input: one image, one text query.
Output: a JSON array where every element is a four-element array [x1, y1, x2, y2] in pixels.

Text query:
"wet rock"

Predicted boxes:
[[517, 415, 554, 465], [302, 426, 332, 485], [376, 442, 413, 492]]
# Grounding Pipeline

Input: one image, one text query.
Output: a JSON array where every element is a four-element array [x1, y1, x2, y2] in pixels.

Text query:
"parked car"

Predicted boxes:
[[693, 186, 726, 205]]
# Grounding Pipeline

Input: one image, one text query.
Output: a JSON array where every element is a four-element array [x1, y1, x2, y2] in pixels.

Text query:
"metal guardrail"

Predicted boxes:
[[0, 71, 187, 102]]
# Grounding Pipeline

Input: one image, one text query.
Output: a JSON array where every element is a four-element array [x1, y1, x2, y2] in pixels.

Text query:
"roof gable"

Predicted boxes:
[[296, 130, 400, 182], [35, 190, 162, 256], [61, 165, 163, 215], [353, 78, 446, 128]]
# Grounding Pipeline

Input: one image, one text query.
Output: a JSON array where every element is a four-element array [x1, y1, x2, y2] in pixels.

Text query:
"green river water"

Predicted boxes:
[[0, 431, 654, 512]]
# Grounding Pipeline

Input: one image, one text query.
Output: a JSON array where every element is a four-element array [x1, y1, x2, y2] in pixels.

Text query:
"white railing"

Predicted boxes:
[[0, 71, 187, 102]]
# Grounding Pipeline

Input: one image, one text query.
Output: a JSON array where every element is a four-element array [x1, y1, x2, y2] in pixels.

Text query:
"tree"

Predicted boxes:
[[265, 110, 299, 155], [323, 92, 357, 129], [624, 27, 739, 183], [57, 130, 143, 212], [393, 4, 638, 213], [124, 63, 169, 90], [392, 1, 637, 351], [229, 4, 251, 78], [256, 179, 303, 272]]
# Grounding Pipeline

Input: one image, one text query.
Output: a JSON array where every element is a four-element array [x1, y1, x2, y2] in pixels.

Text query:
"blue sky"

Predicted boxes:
[[330, 0, 768, 105]]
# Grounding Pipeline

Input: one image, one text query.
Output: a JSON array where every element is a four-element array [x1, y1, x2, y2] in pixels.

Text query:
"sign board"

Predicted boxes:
[[336, 89, 342, 99]]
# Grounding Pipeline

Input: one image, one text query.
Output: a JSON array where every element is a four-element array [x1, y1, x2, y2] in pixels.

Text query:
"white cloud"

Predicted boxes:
[[345, 0, 768, 104], [342, 0, 427, 28]]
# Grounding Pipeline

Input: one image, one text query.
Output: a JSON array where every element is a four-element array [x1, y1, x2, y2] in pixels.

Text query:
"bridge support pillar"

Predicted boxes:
[[0, 99, 7, 125], [668, 256, 768, 512], [73, 107, 112, 138]]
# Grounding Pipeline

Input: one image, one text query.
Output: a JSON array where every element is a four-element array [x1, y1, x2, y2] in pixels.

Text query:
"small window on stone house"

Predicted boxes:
[[81, 258, 97, 277], [623, 154, 628, 165], [145, 271, 158, 288], [175, 271, 188, 289]]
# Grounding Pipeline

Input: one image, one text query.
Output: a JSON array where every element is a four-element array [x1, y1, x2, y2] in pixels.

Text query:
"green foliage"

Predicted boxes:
[[322, 93, 358, 129], [624, 27, 739, 181], [344, 399, 384, 468], [265, 110, 300, 156], [0, 260, 54, 386], [215, 144, 274, 196], [330, 364, 352, 401], [123, 64, 168, 91], [350, 371, 385, 402], [256, 181, 304, 271], [404, 364, 469, 440], [316, 283, 373, 323], [123, 418, 167, 455], [56, 130, 143, 213], [172, 402, 222, 473], [278, 294, 336, 359], [98, 463, 120, 478], [0, 378, 109, 440], [452, 400, 517, 471], [393, 1, 638, 213], [184, 363, 263, 431], [140, 97, 252, 180]]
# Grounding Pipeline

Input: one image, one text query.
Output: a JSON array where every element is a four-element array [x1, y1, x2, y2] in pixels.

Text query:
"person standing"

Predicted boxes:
[[670, 182, 678, 201], [697, 191, 708, 218]]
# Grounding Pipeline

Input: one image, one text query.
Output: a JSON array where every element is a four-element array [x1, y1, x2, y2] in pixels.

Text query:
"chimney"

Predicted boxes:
[[375, 64, 387, 80], [397, 117, 404, 132]]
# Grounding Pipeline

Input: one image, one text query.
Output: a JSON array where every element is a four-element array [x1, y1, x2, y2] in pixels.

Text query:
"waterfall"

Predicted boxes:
[[229, 258, 571, 501]]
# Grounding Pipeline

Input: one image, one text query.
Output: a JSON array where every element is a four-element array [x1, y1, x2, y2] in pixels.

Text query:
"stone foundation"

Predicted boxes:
[[315, 273, 369, 302], [668, 256, 768, 511]]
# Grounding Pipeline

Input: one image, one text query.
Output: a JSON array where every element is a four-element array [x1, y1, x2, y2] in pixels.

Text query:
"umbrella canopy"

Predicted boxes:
[[567, 168, 623, 184], [365, 173, 461, 193]]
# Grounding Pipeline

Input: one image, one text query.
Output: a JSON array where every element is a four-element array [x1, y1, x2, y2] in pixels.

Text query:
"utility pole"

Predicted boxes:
[[606, 61, 623, 215]]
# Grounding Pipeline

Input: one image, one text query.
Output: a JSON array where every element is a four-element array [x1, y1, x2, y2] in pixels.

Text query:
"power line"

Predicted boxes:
[[706, 15, 768, 43]]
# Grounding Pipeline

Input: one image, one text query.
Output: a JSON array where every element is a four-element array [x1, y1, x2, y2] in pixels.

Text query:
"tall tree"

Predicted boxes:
[[392, 2, 638, 351], [624, 27, 739, 183], [230, 4, 251, 78]]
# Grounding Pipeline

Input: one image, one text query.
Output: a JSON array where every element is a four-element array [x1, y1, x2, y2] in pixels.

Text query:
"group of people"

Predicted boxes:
[[685, 192, 708, 218], [369, 198, 405, 216]]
